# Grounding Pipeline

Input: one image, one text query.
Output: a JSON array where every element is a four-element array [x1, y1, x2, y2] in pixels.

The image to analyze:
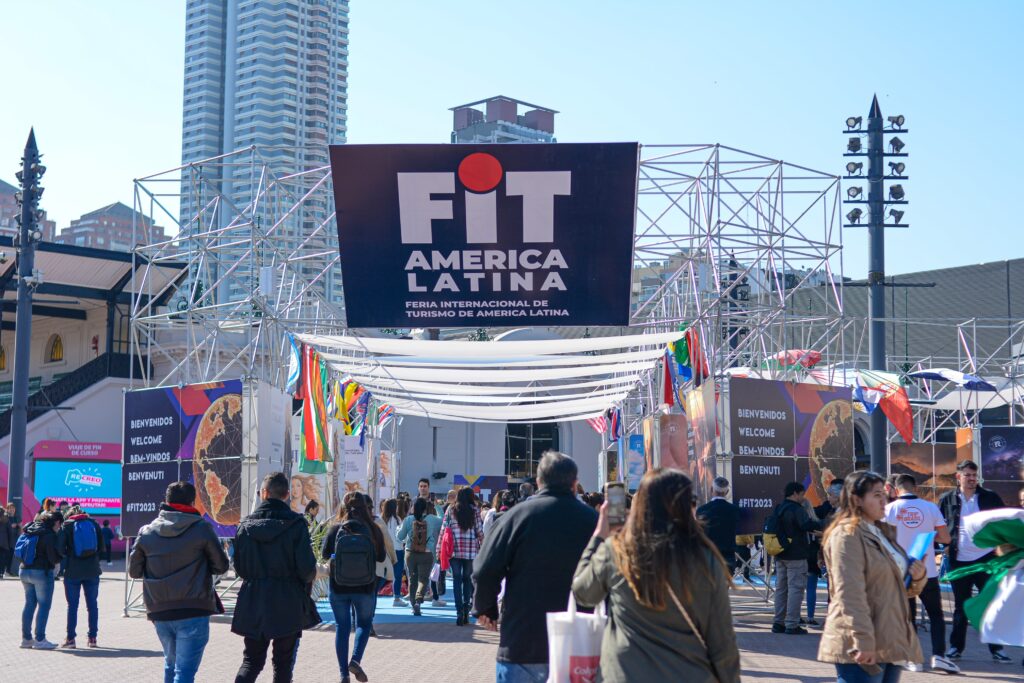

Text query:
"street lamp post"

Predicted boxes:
[[843, 97, 909, 474], [7, 129, 45, 522]]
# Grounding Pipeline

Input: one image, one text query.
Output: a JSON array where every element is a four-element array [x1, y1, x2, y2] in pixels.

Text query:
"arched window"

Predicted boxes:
[[505, 423, 560, 479], [0, 345, 5, 371], [46, 334, 63, 363]]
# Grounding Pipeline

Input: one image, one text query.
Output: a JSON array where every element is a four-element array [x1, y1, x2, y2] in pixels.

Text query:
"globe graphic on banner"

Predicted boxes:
[[807, 399, 854, 506], [192, 393, 243, 525]]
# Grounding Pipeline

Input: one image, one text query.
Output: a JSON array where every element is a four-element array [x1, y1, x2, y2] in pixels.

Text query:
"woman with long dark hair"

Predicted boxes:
[[380, 498, 407, 606], [437, 487, 483, 626], [817, 471, 926, 683], [573, 469, 740, 682], [322, 492, 386, 683]]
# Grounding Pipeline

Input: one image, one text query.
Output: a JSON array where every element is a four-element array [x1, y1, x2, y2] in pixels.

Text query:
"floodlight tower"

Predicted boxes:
[[843, 97, 909, 473], [7, 129, 46, 521]]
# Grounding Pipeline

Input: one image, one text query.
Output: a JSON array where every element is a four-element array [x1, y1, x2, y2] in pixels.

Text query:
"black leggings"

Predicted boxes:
[[235, 633, 300, 683], [909, 577, 946, 657]]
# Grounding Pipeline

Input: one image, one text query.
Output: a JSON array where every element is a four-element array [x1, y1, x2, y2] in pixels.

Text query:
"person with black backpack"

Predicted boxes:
[[322, 492, 387, 683], [56, 504, 105, 648], [396, 497, 442, 616], [16, 511, 62, 650]]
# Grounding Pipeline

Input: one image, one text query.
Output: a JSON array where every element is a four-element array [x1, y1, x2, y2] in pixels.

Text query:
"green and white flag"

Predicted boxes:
[[944, 508, 1024, 647]]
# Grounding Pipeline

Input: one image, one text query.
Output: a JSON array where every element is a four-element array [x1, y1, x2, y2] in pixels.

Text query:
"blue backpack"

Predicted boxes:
[[72, 520, 98, 558], [14, 533, 38, 565]]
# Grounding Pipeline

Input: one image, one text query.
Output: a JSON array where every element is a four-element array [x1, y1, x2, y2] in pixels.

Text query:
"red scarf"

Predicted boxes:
[[168, 503, 200, 515]]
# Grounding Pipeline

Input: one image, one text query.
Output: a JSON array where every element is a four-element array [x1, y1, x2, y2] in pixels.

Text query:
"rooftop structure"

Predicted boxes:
[[450, 96, 557, 144]]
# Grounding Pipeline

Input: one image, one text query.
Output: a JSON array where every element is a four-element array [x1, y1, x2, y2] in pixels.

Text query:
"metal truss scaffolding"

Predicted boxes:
[[130, 144, 849, 454], [624, 144, 847, 432]]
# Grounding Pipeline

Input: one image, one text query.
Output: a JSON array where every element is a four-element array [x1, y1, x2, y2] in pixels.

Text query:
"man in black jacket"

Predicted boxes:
[[56, 504, 105, 648], [129, 481, 230, 681], [18, 511, 62, 649], [771, 481, 821, 635], [937, 460, 1009, 663], [696, 476, 740, 571], [473, 452, 597, 683], [232, 472, 320, 683]]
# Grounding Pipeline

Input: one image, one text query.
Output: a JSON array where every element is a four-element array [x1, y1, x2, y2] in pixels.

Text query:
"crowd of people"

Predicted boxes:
[[5, 452, 1022, 682]]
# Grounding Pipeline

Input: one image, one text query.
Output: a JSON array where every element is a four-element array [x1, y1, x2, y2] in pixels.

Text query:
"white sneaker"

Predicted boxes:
[[20, 639, 34, 649], [931, 655, 960, 674], [903, 662, 923, 672], [431, 599, 447, 607], [33, 639, 57, 650], [392, 597, 408, 607]]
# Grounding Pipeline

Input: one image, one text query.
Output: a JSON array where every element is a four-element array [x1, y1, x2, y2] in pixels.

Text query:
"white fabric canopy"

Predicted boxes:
[[365, 383, 631, 405], [303, 331, 678, 421], [320, 347, 666, 368], [349, 375, 643, 396], [329, 360, 656, 384], [298, 331, 681, 357]]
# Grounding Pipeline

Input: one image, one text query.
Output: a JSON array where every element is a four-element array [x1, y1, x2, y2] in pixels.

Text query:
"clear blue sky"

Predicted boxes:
[[1, 0, 1020, 277]]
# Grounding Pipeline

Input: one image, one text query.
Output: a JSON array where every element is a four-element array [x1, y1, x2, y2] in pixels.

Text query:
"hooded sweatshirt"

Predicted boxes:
[[128, 504, 230, 621], [19, 520, 61, 571]]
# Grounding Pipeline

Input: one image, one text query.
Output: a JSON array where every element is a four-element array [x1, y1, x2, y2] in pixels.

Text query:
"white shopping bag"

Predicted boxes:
[[546, 594, 607, 683], [429, 562, 441, 584]]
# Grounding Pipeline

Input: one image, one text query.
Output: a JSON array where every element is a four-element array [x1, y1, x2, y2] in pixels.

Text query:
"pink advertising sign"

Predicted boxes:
[[33, 440, 121, 462]]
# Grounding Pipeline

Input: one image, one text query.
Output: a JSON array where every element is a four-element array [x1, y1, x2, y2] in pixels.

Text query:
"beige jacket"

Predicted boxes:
[[817, 520, 926, 665]]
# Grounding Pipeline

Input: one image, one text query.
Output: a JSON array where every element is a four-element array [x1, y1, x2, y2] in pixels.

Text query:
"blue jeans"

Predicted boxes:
[[450, 557, 474, 611], [393, 548, 405, 597], [154, 616, 211, 683], [806, 572, 819, 620], [496, 662, 549, 683], [64, 576, 100, 639], [835, 663, 902, 683], [329, 590, 375, 672], [20, 568, 54, 641]]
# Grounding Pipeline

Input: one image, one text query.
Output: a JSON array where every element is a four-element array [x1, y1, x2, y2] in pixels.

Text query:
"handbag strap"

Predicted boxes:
[[666, 584, 707, 651]]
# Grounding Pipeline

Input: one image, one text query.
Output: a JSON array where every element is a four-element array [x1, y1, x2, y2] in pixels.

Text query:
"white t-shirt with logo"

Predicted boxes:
[[885, 495, 947, 578]]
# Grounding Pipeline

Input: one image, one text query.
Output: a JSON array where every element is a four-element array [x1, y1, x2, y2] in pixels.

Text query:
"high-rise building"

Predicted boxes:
[[451, 96, 557, 144], [0, 178, 57, 242], [180, 0, 349, 304], [54, 202, 167, 251]]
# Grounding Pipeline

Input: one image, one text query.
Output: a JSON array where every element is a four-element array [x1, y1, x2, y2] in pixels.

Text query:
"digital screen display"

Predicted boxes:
[[33, 460, 122, 516]]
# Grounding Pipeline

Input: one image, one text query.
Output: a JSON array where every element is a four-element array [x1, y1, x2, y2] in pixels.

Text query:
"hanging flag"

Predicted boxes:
[[285, 335, 301, 395], [852, 385, 884, 414], [858, 369, 914, 443], [609, 408, 623, 441], [586, 414, 607, 435], [673, 323, 690, 367], [299, 345, 329, 474], [683, 327, 710, 386], [662, 351, 675, 407], [377, 403, 395, 427]]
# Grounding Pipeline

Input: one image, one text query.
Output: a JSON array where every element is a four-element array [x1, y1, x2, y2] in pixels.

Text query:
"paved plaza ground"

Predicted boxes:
[[0, 562, 1019, 682]]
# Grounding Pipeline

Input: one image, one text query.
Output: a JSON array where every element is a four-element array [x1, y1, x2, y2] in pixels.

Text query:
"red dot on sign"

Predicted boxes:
[[458, 153, 503, 193]]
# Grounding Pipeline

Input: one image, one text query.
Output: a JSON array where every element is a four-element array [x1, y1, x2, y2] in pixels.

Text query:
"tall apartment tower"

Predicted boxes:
[[180, 0, 349, 304]]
